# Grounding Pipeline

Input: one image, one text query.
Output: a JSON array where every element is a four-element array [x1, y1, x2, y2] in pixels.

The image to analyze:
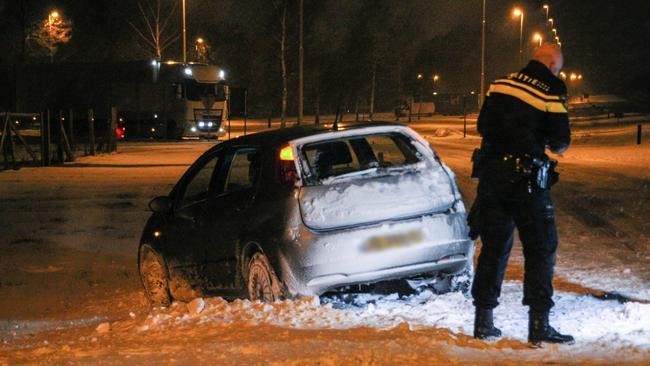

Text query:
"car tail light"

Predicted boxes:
[[280, 145, 294, 161], [279, 146, 297, 186]]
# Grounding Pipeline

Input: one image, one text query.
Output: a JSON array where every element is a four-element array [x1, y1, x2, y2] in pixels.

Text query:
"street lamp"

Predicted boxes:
[[512, 7, 524, 66], [48, 10, 60, 32], [533, 33, 543, 47], [548, 18, 554, 28], [543, 4, 549, 20], [417, 73, 423, 80]]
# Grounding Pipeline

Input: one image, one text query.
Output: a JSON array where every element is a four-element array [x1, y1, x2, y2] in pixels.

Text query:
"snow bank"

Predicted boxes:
[[141, 281, 650, 351]]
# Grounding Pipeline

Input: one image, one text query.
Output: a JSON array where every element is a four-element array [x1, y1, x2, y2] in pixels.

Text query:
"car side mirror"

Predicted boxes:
[[149, 196, 173, 213]]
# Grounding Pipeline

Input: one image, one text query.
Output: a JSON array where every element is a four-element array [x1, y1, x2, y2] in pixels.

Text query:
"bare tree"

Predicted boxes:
[[127, 0, 179, 60], [279, 0, 288, 128]]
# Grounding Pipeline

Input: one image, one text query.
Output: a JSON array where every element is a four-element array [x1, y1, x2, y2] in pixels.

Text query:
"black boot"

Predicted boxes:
[[474, 307, 502, 339], [528, 310, 575, 347]]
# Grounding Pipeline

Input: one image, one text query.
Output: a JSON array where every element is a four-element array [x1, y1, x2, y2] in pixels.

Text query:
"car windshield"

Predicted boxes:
[[300, 132, 422, 182]]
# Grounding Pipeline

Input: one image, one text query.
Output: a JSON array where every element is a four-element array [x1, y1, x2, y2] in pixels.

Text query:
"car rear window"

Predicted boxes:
[[300, 133, 422, 182]]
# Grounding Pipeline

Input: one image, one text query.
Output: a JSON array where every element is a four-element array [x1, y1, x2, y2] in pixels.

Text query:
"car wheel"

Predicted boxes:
[[139, 244, 171, 307], [246, 252, 282, 302]]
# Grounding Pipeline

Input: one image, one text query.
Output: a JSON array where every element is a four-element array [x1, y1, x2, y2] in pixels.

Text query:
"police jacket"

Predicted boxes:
[[477, 60, 571, 158]]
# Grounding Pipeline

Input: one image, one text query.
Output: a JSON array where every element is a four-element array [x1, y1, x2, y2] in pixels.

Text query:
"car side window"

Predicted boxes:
[[224, 148, 260, 193], [179, 153, 220, 207]]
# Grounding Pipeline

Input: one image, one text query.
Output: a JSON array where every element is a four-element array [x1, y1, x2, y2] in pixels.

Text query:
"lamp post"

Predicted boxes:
[[480, 0, 486, 109], [48, 10, 59, 32], [182, 0, 187, 64], [543, 4, 549, 20], [533, 33, 543, 47], [513, 8, 524, 67]]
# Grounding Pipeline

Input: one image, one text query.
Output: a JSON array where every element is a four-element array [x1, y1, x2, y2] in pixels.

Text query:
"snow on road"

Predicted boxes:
[[1, 115, 649, 364]]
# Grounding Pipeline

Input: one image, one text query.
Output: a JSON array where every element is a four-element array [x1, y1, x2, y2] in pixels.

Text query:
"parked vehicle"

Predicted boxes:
[[138, 122, 474, 305]]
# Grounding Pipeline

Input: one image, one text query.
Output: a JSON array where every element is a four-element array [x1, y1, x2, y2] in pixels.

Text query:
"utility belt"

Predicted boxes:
[[471, 148, 559, 190]]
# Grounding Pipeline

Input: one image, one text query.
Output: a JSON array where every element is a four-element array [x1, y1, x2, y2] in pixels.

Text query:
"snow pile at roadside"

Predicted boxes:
[[139, 281, 650, 350], [299, 163, 457, 229]]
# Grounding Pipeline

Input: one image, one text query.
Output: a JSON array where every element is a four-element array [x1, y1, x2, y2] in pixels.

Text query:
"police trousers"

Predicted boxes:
[[471, 178, 558, 312]]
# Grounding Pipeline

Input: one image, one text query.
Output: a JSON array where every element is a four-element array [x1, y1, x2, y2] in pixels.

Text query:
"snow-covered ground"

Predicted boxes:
[[1, 114, 649, 364]]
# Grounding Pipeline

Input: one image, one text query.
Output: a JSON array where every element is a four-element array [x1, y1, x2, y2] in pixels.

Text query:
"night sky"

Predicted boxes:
[[1, 0, 649, 111]]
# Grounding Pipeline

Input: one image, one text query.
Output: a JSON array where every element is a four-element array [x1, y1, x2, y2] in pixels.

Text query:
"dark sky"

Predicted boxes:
[[2, 0, 649, 97]]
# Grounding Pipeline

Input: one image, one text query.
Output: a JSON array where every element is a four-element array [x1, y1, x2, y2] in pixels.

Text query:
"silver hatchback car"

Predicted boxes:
[[139, 122, 473, 305]]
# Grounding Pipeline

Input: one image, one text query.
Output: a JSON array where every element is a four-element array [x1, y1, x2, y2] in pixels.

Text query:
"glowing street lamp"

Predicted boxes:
[[552, 28, 557, 36], [417, 73, 423, 80], [543, 4, 549, 20], [48, 10, 60, 32], [432, 74, 440, 93], [569, 73, 577, 81], [533, 33, 543, 47], [512, 7, 525, 66], [548, 18, 554, 28]]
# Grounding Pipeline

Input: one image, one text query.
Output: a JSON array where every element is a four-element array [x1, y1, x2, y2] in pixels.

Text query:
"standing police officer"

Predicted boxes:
[[469, 43, 574, 347]]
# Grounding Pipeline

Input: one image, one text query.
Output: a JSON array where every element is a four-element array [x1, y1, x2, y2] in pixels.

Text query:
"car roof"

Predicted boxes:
[[216, 121, 408, 150]]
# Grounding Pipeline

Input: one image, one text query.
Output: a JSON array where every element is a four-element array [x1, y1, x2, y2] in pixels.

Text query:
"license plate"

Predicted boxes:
[[362, 229, 425, 252]]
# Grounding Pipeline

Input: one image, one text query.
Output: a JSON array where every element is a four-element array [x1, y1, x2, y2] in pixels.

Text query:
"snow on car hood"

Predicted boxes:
[[298, 162, 458, 230]]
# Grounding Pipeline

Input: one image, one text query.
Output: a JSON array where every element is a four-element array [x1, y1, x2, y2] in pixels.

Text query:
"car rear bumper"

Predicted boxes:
[[281, 211, 473, 296], [305, 249, 469, 293]]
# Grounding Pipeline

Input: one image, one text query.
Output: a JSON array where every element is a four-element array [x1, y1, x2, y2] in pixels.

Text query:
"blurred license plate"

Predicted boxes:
[[363, 229, 424, 252]]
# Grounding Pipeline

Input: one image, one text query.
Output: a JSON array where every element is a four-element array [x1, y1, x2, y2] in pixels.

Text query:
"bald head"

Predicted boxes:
[[533, 43, 564, 76]]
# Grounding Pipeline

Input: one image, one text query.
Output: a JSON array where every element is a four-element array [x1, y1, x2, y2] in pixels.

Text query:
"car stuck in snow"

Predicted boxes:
[[138, 122, 474, 305]]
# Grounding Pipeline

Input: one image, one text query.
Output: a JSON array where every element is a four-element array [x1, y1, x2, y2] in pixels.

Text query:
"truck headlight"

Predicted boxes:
[[207, 122, 213, 128], [198, 121, 205, 128]]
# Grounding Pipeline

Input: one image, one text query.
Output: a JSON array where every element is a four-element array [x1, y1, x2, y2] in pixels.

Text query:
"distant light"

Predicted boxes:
[[570, 73, 577, 81], [433, 74, 440, 82], [32, 116, 37, 121], [207, 122, 213, 127], [512, 8, 522, 17], [433, 92, 438, 95], [151, 128, 156, 132], [119, 117, 123, 122], [198, 121, 205, 128], [153, 114, 158, 119], [219, 70, 225, 79], [154, 231, 161, 238], [191, 127, 197, 132], [543, 5, 549, 10], [219, 127, 225, 132], [184, 67, 192, 76], [470, 91, 476, 95], [578, 74, 583, 80], [417, 73, 423, 80], [50, 10, 60, 19], [196, 37, 204, 44], [151, 60, 158, 67]]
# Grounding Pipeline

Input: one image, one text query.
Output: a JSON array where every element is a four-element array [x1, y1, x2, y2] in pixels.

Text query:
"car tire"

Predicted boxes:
[[246, 252, 283, 302], [139, 244, 172, 307]]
